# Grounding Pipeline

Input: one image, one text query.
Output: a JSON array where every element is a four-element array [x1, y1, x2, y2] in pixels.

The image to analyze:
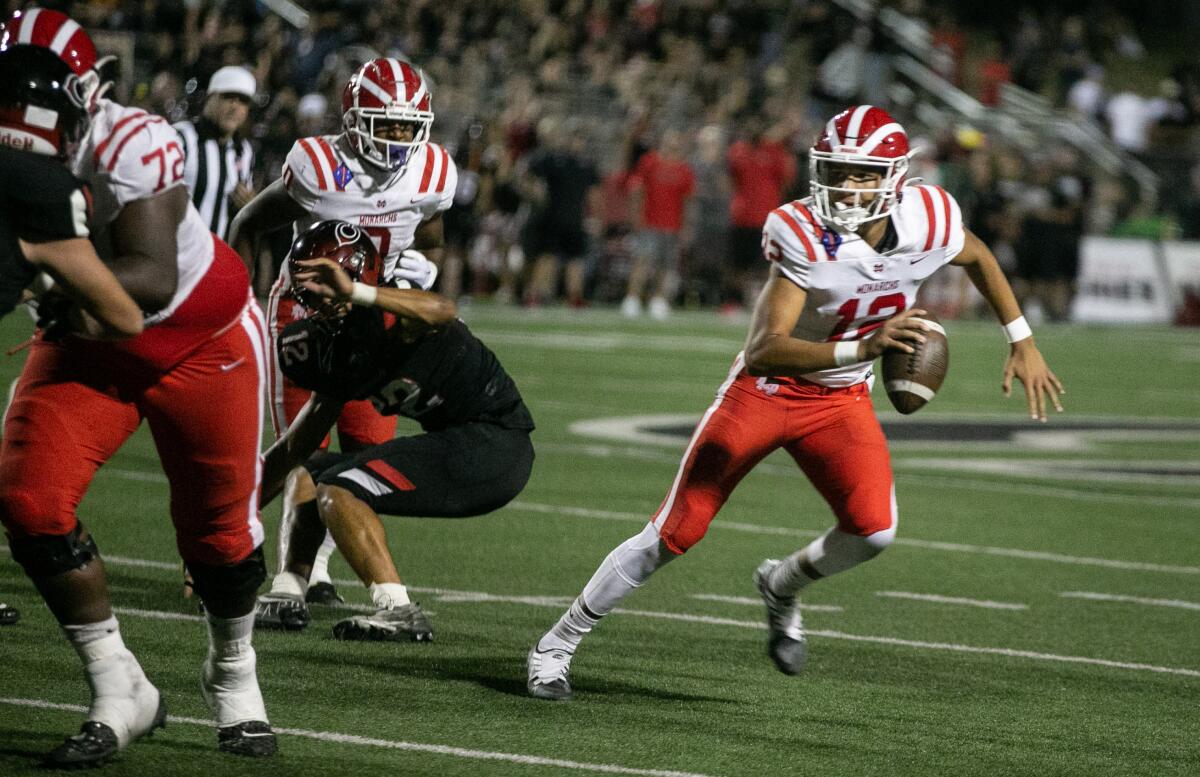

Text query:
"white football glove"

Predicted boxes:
[[393, 249, 438, 291]]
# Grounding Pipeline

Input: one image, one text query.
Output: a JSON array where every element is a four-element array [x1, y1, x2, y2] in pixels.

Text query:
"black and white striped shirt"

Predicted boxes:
[[173, 117, 254, 241]]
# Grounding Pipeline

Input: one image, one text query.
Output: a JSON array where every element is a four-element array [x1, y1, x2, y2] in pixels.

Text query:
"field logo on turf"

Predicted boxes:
[[569, 414, 1200, 487]]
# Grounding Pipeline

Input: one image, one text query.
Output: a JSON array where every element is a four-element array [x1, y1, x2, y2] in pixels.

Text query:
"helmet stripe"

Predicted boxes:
[[357, 74, 394, 107], [398, 61, 418, 102], [859, 122, 905, 155], [48, 17, 81, 55], [844, 105, 872, 142], [384, 58, 405, 97], [825, 115, 841, 147], [16, 8, 39, 43]]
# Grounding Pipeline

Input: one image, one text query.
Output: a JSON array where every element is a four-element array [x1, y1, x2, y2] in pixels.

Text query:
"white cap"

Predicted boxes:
[[207, 65, 256, 100]]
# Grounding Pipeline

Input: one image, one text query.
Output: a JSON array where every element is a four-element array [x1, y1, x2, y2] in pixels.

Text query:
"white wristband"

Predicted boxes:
[[1003, 316, 1033, 344], [349, 282, 377, 307], [833, 340, 860, 366]]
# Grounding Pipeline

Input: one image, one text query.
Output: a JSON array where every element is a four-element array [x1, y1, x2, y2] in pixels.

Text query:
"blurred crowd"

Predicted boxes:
[[14, 0, 1200, 320]]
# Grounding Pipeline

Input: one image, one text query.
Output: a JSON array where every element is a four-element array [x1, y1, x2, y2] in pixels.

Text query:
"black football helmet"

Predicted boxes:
[[287, 220, 383, 317], [0, 45, 91, 159]]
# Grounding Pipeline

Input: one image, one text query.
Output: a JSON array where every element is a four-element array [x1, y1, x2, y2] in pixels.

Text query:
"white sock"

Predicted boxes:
[[309, 532, 337, 585], [203, 612, 267, 726], [63, 617, 158, 747], [539, 522, 674, 653], [269, 571, 306, 598], [369, 582, 411, 609], [769, 525, 897, 597]]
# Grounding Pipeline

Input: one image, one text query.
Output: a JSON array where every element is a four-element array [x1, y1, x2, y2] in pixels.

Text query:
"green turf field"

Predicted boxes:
[[1, 303, 1197, 776]]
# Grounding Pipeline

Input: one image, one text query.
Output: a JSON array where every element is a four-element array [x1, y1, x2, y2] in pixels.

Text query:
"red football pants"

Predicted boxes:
[[653, 354, 896, 554], [265, 276, 396, 448], [0, 304, 268, 566]]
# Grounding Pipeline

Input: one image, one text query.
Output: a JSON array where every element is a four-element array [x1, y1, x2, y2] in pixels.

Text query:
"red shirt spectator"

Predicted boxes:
[[728, 138, 796, 228], [631, 150, 695, 233]]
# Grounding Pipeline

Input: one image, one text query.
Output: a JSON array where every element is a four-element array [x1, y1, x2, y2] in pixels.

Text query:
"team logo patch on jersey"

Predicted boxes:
[[333, 164, 354, 190], [820, 230, 843, 257]]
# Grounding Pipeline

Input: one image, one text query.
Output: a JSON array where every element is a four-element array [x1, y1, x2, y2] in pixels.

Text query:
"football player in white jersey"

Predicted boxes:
[[0, 8, 276, 765], [527, 105, 1064, 700], [228, 58, 457, 609]]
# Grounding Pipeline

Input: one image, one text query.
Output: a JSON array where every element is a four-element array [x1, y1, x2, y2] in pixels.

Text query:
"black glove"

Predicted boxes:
[[33, 290, 77, 342]]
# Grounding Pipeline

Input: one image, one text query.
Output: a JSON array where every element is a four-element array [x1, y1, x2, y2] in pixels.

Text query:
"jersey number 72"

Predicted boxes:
[[141, 141, 185, 193]]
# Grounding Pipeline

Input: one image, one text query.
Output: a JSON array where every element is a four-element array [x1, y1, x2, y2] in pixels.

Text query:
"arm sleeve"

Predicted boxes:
[[106, 118, 189, 207], [281, 140, 324, 211], [762, 210, 814, 289], [435, 152, 458, 214]]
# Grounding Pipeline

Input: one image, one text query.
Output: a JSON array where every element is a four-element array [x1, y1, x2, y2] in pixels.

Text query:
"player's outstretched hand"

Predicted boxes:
[[860, 308, 930, 361], [294, 258, 355, 301], [1002, 340, 1064, 422]]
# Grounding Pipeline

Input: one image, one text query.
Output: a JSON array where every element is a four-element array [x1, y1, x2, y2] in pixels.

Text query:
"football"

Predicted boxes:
[[881, 312, 950, 414]]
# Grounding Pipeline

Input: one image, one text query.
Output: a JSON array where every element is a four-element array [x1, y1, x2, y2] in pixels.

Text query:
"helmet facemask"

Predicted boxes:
[[345, 106, 432, 172], [809, 152, 909, 233]]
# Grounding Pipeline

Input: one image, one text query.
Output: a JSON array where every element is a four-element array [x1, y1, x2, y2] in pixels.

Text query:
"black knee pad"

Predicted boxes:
[[187, 546, 266, 610], [8, 523, 98, 578]]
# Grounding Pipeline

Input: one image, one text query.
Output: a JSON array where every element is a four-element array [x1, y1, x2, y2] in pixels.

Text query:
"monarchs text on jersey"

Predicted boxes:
[[762, 184, 965, 387], [281, 135, 456, 281]]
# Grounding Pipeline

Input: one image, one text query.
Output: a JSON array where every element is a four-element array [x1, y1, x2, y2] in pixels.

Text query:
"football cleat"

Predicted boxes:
[[305, 581, 345, 605], [0, 602, 19, 625], [754, 559, 808, 675], [43, 696, 167, 768], [254, 593, 310, 631], [526, 645, 574, 701], [332, 603, 433, 642], [217, 720, 277, 757]]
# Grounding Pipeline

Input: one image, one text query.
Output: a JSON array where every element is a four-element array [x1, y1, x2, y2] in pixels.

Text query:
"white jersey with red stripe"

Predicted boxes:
[[71, 99, 250, 369], [762, 184, 965, 387], [280, 133, 456, 281]]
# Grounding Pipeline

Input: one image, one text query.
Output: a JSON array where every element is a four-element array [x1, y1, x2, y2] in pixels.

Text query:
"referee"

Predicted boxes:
[[174, 65, 256, 242]]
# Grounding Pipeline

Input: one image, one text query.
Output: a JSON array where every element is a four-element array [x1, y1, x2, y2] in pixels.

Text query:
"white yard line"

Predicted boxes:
[[506, 501, 1200, 575], [1060, 591, 1200, 611], [875, 591, 1028, 610], [690, 594, 844, 612], [8, 560, 1189, 679], [0, 698, 720, 777]]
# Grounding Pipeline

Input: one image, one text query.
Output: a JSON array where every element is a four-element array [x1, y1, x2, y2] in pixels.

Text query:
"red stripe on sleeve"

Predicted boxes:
[[92, 111, 147, 165], [771, 207, 818, 263], [917, 186, 936, 252], [792, 202, 831, 261], [298, 139, 327, 190], [417, 146, 435, 194], [934, 185, 952, 247], [364, 460, 416, 491], [105, 117, 166, 171], [315, 138, 341, 190], [434, 146, 449, 193]]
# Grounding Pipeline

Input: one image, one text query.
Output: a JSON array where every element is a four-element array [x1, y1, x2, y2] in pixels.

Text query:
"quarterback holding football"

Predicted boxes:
[[528, 105, 1064, 701]]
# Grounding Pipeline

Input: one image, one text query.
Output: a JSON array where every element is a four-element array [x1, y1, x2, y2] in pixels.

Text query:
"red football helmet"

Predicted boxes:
[[288, 220, 383, 316], [342, 58, 433, 172], [0, 45, 91, 158], [0, 8, 109, 111], [809, 105, 912, 232]]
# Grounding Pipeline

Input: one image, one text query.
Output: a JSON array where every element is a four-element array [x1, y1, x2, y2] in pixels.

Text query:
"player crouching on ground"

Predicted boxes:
[[527, 105, 1064, 701], [256, 220, 535, 642]]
